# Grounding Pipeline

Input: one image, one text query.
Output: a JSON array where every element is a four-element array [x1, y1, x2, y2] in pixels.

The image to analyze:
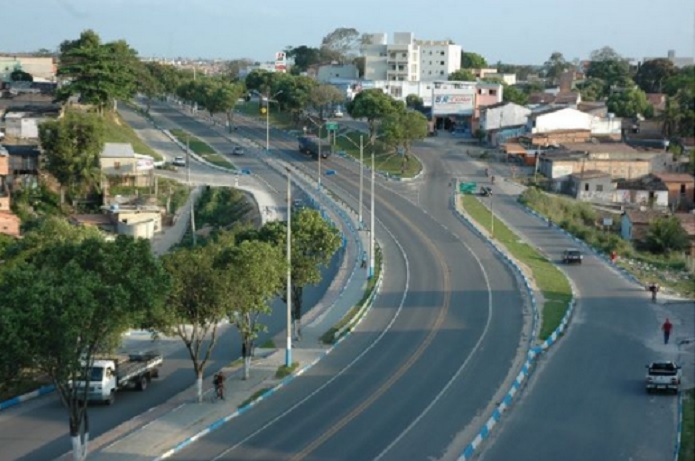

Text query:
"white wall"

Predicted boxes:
[[419, 43, 461, 81], [590, 116, 622, 136], [614, 189, 669, 207], [530, 108, 594, 133], [482, 103, 531, 131]]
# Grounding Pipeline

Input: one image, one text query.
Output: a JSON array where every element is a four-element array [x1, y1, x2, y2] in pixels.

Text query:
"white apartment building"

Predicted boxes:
[[362, 32, 461, 82]]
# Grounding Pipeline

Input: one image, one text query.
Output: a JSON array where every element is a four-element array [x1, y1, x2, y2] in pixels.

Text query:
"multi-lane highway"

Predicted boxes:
[[430, 140, 691, 461], [0, 106, 339, 461], [147, 103, 531, 460]]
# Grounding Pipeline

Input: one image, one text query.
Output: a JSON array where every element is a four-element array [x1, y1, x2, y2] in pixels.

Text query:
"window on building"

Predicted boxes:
[[680, 184, 686, 195], [490, 90, 496, 96], [596, 184, 604, 192], [440, 71, 444, 75], [440, 61, 445, 65], [440, 51, 445, 56], [114, 162, 121, 169], [584, 183, 589, 192]]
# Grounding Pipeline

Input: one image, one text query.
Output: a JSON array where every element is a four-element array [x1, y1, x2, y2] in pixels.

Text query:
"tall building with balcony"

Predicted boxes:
[[363, 33, 461, 82]]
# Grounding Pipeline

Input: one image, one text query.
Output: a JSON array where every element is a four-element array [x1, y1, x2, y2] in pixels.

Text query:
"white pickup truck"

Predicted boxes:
[[645, 361, 681, 394], [75, 351, 163, 405]]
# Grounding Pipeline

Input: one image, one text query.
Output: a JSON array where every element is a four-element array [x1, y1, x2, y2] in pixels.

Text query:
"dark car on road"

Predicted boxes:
[[231, 146, 245, 155], [562, 248, 583, 264]]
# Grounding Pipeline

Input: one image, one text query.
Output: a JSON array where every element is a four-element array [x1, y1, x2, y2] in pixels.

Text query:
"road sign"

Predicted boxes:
[[459, 181, 477, 194], [325, 122, 338, 131]]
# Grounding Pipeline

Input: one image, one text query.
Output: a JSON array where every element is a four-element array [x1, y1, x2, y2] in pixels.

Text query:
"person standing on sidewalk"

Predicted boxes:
[[662, 318, 673, 344]]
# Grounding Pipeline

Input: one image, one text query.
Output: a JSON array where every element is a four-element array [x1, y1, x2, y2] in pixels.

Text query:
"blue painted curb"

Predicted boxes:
[[0, 384, 55, 411], [452, 191, 576, 461]]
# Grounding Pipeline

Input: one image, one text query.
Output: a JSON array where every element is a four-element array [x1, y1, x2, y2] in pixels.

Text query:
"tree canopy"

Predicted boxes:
[[448, 69, 476, 81], [38, 110, 105, 204], [347, 89, 401, 143], [0, 231, 169, 461], [461, 51, 487, 69], [635, 59, 677, 94]]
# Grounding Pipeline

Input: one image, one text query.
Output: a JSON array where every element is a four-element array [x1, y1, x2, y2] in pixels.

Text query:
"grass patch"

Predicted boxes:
[[235, 102, 295, 130], [520, 188, 695, 298], [169, 128, 235, 169], [460, 195, 573, 341], [320, 247, 383, 344], [238, 387, 273, 408], [103, 111, 161, 160], [275, 362, 299, 379], [259, 339, 275, 349], [334, 132, 422, 179], [681, 389, 695, 461]]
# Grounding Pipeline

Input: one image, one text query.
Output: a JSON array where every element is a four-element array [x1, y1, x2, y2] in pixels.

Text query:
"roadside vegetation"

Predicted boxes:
[[520, 188, 695, 298], [103, 110, 161, 159], [320, 247, 384, 344], [460, 195, 573, 340], [168, 128, 234, 169]]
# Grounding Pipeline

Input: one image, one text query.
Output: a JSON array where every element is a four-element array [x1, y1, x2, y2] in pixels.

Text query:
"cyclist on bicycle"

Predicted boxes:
[[213, 372, 226, 400]]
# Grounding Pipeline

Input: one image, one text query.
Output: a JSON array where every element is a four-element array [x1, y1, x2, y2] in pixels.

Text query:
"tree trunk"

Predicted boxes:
[[196, 371, 203, 403], [69, 410, 89, 461], [244, 356, 251, 380], [292, 286, 303, 340]]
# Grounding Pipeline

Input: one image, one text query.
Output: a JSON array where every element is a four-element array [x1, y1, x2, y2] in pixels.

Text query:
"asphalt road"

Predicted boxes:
[[156, 104, 530, 461], [0, 106, 339, 461], [432, 140, 691, 461]]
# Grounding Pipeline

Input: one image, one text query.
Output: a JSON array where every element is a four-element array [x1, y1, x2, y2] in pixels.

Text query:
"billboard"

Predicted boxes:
[[274, 51, 287, 73], [431, 87, 476, 116]]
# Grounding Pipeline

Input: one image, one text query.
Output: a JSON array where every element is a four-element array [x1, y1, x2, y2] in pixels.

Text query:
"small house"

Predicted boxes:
[[620, 209, 670, 241], [566, 170, 613, 201]]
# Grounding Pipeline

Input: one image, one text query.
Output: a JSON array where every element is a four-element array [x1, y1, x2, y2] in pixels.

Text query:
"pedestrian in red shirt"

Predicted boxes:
[[662, 318, 673, 345]]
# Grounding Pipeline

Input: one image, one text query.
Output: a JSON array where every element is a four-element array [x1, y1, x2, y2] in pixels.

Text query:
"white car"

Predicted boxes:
[[333, 109, 344, 118], [172, 156, 186, 167]]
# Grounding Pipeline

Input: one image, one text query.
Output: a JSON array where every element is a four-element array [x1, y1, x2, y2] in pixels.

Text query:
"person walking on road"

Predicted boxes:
[[662, 318, 673, 344], [213, 371, 226, 401], [648, 282, 660, 302]]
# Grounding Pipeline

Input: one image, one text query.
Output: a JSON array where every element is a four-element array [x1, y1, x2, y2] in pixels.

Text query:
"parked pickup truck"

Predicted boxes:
[[75, 351, 163, 405], [645, 361, 681, 394]]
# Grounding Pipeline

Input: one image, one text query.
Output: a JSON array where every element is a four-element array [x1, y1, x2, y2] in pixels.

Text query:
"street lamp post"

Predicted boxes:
[[265, 90, 283, 153], [359, 135, 364, 228], [490, 194, 494, 239], [285, 168, 293, 367], [317, 125, 322, 190], [369, 147, 375, 279]]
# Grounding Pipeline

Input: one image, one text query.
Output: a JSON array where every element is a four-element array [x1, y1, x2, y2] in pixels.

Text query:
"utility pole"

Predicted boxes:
[[317, 125, 322, 189], [187, 134, 196, 245], [358, 135, 364, 228], [285, 168, 292, 367], [369, 147, 375, 279]]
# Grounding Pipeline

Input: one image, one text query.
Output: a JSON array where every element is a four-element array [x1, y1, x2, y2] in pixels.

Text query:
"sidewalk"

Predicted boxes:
[[73, 228, 370, 461], [48, 103, 374, 461]]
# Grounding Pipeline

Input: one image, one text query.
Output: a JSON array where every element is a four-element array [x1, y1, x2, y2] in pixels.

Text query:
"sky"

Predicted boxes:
[[1, 0, 694, 65]]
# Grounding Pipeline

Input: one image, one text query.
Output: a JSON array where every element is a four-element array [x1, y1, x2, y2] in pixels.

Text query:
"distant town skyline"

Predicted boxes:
[[1, 0, 693, 65]]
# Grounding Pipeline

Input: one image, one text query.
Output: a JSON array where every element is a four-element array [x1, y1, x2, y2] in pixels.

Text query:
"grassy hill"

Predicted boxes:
[[103, 111, 161, 160]]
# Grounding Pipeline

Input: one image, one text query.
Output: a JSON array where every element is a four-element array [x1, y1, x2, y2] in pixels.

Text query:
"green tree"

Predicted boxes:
[[543, 51, 570, 84], [448, 69, 476, 81], [405, 94, 424, 110], [347, 89, 400, 144], [275, 74, 317, 122], [38, 110, 105, 204], [659, 96, 682, 138], [10, 69, 33, 82], [159, 244, 227, 402], [56, 32, 140, 113], [502, 85, 529, 105], [586, 47, 631, 93], [216, 238, 284, 379], [285, 46, 322, 73], [244, 69, 281, 97], [645, 217, 689, 253], [137, 62, 165, 114], [0, 234, 169, 461], [461, 51, 487, 69], [663, 66, 695, 96], [607, 85, 650, 118], [309, 83, 345, 119], [252, 209, 341, 339], [634, 58, 677, 94], [379, 108, 428, 170], [320, 27, 362, 63], [576, 77, 606, 101]]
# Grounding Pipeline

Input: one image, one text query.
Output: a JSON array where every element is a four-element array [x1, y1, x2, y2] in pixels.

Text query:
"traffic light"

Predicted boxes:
[[259, 99, 267, 116]]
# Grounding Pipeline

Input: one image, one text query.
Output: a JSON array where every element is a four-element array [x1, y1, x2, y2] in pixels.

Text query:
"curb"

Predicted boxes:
[[0, 384, 56, 411], [452, 191, 576, 461]]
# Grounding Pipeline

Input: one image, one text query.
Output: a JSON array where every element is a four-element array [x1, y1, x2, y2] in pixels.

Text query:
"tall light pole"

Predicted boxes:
[[369, 147, 375, 279], [285, 168, 293, 367], [317, 125, 322, 190], [265, 90, 283, 153], [490, 194, 494, 239], [359, 135, 364, 228]]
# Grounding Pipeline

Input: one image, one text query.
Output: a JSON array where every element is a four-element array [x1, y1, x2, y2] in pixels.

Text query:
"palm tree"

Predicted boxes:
[[659, 96, 681, 139]]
